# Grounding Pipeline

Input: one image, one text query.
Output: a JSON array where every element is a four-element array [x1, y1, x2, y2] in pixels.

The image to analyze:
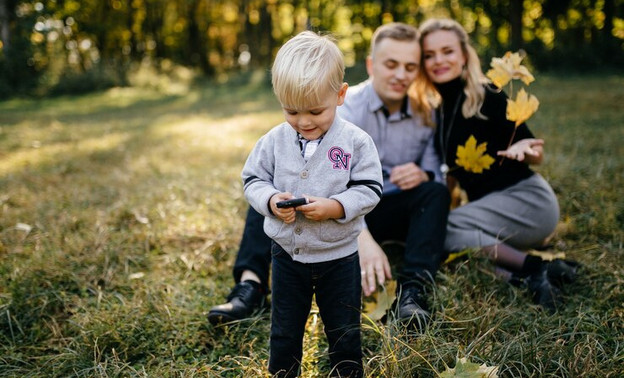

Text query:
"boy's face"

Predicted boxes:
[[366, 38, 420, 113], [282, 83, 348, 141]]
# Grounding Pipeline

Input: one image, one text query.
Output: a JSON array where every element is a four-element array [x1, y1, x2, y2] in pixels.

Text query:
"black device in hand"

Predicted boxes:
[[276, 197, 308, 208]]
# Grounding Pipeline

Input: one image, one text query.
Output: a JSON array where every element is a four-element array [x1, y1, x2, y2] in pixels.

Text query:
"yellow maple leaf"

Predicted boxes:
[[486, 51, 535, 88], [486, 63, 512, 89], [506, 88, 539, 126], [455, 135, 495, 174], [362, 279, 397, 321], [440, 357, 500, 378]]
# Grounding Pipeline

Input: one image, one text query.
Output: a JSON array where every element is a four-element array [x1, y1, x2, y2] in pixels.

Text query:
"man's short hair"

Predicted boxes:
[[370, 22, 419, 56], [271, 31, 344, 110]]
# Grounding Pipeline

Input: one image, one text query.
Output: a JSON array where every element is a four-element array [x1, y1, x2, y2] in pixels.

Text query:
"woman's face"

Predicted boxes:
[[422, 29, 467, 84]]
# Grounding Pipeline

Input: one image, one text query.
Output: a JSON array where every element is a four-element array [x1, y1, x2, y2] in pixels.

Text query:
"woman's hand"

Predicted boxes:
[[497, 138, 544, 164]]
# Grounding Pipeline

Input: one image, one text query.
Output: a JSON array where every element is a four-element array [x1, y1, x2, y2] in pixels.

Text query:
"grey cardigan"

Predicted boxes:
[[242, 115, 383, 263]]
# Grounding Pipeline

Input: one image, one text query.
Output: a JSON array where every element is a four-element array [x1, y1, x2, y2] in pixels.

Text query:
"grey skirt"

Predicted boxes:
[[445, 174, 560, 252]]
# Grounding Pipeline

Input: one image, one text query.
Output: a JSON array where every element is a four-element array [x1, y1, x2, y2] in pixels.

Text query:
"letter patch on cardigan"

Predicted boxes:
[[327, 146, 351, 170]]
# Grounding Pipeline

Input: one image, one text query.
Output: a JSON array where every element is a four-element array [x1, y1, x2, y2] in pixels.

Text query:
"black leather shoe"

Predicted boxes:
[[546, 259, 579, 287], [208, 280, 265, 325], [526, 267, 563, 313], [395, 284, 431, 331]]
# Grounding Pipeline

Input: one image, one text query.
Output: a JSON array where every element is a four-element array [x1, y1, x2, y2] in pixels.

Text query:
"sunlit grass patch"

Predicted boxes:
[[1, 74, 623, 376]]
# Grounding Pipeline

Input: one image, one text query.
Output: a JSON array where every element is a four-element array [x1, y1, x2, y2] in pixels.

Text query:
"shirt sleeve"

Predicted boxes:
[[241, 134, 280, 217]]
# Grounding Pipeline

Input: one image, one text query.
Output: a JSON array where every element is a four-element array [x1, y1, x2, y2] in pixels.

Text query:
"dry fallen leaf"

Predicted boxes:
[[440, 357, 499, 377], [16, 223, 33, 233], [363, 279, 397, 321]]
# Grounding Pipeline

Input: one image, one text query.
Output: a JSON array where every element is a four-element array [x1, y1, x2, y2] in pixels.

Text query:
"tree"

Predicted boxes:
[[509, 0, 522, 50], [0, 0, 10, 52]]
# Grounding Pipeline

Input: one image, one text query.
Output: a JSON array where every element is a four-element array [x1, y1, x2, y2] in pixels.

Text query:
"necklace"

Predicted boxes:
[[438, 92, 463, 179]]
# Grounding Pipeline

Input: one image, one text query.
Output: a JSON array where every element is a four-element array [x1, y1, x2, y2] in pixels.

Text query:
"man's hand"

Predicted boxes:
[[358, 229, 392, 296], [389, 162, 429, 190]]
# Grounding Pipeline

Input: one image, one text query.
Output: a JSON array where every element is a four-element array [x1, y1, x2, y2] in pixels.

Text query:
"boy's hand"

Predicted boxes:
[[297, 195, 344, 221], [270, 192, 297, 224]]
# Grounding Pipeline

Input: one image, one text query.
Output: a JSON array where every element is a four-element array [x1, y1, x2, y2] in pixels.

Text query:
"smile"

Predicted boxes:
[[433, 67, 450, 75]]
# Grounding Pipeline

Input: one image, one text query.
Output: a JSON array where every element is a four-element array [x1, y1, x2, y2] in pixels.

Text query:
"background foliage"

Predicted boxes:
[[1, 0, 624, 98]]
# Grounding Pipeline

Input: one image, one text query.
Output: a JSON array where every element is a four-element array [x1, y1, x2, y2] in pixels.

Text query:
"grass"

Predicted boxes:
[[0, 71, 623, 377]]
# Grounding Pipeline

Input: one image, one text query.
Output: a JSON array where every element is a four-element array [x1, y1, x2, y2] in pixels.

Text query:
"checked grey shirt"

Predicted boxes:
[[337, 80, 442, 193]]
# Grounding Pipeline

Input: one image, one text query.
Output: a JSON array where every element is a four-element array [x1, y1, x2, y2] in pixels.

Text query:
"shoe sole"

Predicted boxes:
[[207, 306, 268, 326], [207, 311, 240, 326]]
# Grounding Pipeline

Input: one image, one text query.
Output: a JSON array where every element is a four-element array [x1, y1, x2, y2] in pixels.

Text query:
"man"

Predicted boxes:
[[208, 23, 450, 329]]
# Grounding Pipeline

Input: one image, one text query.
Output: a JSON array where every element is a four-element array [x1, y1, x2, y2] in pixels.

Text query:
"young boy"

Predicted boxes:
[[241, 31, 383, 377]]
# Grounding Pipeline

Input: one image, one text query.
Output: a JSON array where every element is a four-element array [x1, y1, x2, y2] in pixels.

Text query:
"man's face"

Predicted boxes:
[[367, 38, 420, 113]]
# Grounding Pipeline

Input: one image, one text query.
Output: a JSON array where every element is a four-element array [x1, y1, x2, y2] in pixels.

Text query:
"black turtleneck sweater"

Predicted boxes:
[[434, 77, 535, 201]]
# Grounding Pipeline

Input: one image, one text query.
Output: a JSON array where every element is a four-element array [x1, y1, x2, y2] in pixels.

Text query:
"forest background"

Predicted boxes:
[[1, 0, 624, 98]]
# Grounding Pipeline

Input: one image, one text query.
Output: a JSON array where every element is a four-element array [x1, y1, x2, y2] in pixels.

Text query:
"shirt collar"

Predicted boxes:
[[365, 80, 412, 121]]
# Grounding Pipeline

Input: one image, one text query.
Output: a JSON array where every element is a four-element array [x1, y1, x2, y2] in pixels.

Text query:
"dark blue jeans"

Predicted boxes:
[[365, 181, 450, 284], [233, 206, 272, 292], [269, 243, 363, 378]]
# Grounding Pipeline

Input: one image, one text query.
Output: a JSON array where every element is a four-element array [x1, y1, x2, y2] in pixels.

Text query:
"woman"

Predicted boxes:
[[410, 18, 576, 312]]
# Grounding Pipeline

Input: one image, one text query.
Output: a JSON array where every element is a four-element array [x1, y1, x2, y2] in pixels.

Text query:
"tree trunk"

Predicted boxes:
[[603, 0, 615, 45], [188, 0, 212, 75], [510, 0, 523, 50], [259, 3, 273, 66], [127, 0, 140, 60], [0, 0, 10, 52]]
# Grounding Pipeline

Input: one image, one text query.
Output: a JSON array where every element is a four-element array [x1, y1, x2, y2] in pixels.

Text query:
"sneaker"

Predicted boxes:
[[526, 267, 563, 313], [395, 283, 431, 331], [208, 280, 265, 325]]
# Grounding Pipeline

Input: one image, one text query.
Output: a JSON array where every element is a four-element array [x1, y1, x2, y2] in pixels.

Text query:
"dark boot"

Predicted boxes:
[[546, 259, 579, 287], [208, 280, 266, 325], [526, 267, 563, 313], [395, 282, 431, 331]]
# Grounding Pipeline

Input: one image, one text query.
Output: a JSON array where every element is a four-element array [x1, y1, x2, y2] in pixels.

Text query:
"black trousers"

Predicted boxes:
[[269, 245, 362, 378], [233, 181, 450, 288], [364, 181, 450, 283]]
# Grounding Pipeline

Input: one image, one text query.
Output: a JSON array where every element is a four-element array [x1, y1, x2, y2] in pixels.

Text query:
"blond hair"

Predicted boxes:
[[410, 18, 489, 126], [370, 22, 419, 57], [271, 31, 344, 110]]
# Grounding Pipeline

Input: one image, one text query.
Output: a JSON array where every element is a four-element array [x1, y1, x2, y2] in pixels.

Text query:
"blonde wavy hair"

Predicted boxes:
[[410, 18, 490, 126], [271, 31, 344, 110]]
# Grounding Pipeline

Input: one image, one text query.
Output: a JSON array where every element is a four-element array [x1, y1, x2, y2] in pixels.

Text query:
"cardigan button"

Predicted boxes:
[[293, 248, 300, 255], [300, 170, 308, 179], [295, 227, 302, 234]]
